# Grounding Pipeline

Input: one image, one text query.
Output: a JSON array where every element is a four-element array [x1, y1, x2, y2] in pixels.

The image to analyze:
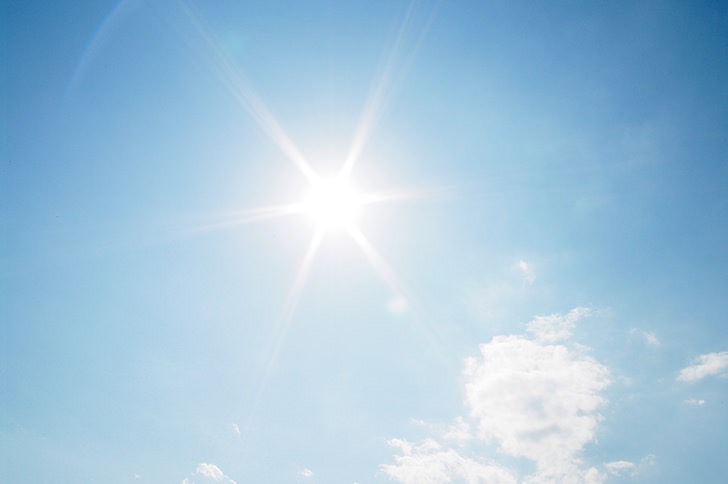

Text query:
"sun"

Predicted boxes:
[[302, 175, 364, 231]]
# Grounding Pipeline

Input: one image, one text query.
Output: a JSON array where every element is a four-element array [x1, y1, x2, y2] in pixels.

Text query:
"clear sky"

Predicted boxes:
[[2, 1, 727, 483]]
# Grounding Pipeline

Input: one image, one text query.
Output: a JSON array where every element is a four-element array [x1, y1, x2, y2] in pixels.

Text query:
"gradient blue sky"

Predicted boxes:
[[2, 1, 727, 483]]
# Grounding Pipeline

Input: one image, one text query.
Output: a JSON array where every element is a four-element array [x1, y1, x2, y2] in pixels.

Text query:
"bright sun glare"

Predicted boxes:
[[302, 176, 363, 231]]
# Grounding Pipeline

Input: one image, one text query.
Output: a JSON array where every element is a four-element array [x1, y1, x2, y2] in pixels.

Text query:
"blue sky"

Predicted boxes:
[[2, 1, 727, 483]]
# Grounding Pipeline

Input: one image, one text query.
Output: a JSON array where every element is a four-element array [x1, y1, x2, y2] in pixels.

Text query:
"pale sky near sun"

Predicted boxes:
[[2, 1, 728, 483]]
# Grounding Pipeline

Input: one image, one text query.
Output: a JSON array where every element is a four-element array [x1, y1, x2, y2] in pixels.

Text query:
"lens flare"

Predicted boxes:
[[302, 176, 363, 231]]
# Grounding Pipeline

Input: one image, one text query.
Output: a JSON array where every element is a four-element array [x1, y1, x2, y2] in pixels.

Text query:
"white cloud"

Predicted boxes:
[[525, 306, 591, 343], [629, 328, 661, 347], [684, 398, 706, 407], [298, 468, 313, 478], [383, 308, 613, 484], [604, 460, 635, 476], [603, 454, 656, 479], [443, 416, 471, 445], [381, 438, 517, 484], [182, 463, 237, 484], [640, 454, 656, 469], [231, 423, 240, 436], [677, 351, 728, 382], [197, 464, 226, 481], [642, 332, 660, 347], [514, 259, 535, 285], [524, 465, 605, 484], [465, 330, 609, 482]]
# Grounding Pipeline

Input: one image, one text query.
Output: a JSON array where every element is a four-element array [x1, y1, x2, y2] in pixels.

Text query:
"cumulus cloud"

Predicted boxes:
[[381, 438, 517, 484], [465, 330, 609, 482], [182, 463, 236, 484], [677, 351, 728, 382], [298, 468, 313, 478], [383, 308, 613, 484]]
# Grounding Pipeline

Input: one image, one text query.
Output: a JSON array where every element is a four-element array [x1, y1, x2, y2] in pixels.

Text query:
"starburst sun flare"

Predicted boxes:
[[301, 175, 364, 232], [157, 1, 443, 441]]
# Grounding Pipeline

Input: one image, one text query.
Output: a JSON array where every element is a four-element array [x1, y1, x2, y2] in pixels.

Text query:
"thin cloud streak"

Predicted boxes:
[[684, 398, 706, 407], [182, 463, 237, 484], [677, 351, 728, 382], [178, 203, 304, 236]]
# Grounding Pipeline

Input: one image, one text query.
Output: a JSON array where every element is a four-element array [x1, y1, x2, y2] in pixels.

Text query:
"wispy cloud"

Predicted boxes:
[[231, 423, 240, 436], [382, 308, 613, 483], [298, 468, 314, 478], [526, 306, 591, 343], [442, 416, 471, 445], [684, 398, 706, 407], [677, 351, 728, 382], [513, 259, 536, 285], [604, 460, 635, 476], [182, 463, 237, 484], [604, 455, 657, 478], [642, 332, 661, 347], [629, 328, 661, 347]]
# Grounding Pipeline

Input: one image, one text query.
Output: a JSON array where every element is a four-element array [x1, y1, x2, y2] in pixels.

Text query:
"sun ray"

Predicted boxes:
[[152, 0, 450, 436], [278, 229, 324, 337], [359, 185, 454, 206], [239, 228, 323, 438], [347, 225, 406, 298], [340, 3, 414, 178], [150, 203, 306, 247], [177, 1, 317, 182], [68, 0, 454, 450], [346, 225, 451, 367], [340, 0, 437, 178], [191, 203, 304, 232]]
